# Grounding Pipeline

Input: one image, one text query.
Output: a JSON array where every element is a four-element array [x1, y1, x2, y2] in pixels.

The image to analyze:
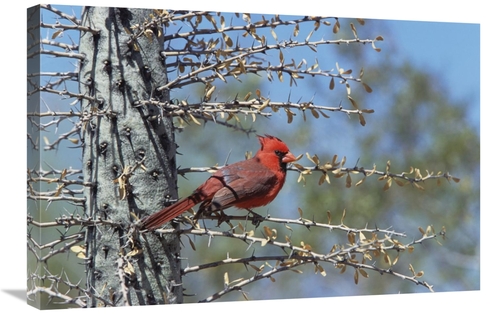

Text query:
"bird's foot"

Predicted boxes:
[[215, 211, 231, 227], [246, 210, 265, 227]]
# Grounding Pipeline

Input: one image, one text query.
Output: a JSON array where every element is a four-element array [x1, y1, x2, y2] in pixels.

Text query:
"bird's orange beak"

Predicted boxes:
[[282, 151, 297, 163]]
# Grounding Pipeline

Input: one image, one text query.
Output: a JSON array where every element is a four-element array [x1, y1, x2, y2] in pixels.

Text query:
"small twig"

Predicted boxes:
[[40, 4, 81, 25], [27, 233, 84, 263], [40, 21, 99, 35], [27, 286, 86, 307], [27, 215, 123, 229]]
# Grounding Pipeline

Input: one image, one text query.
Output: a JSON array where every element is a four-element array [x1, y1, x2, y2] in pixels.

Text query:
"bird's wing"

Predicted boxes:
[[209, 161, 279, 210]]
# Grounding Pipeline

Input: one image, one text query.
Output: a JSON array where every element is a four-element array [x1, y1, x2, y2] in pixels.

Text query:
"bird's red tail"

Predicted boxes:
[[141, 196, 200, 230]]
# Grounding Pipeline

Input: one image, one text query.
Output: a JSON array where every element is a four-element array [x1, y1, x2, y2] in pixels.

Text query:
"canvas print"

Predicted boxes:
[[26, 4, 479, 309]]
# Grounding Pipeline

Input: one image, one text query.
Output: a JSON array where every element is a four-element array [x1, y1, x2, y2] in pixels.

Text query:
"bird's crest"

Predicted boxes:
[[257, 134, 288, 153]]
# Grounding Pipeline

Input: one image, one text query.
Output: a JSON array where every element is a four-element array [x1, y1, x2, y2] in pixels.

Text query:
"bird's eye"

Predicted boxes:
[[275, 150, 285, 157]]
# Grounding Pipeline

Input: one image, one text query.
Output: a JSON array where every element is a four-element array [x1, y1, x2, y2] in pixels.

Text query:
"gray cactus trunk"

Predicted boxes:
[[79, 7, 182, 306]]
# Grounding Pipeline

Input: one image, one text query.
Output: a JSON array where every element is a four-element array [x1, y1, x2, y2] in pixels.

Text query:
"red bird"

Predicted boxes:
[[141, 135, 297, 230]]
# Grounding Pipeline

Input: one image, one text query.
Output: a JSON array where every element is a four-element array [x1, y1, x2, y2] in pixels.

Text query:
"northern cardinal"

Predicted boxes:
[[141, 134, 297, 230]]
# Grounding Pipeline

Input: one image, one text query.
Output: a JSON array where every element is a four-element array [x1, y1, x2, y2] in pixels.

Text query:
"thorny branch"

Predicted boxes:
[[134, 98, 370, 122], [27, 214, 122, 229], [27, 265, 113, 307], [40, 4, 81, 25], [27, 204, 439, 302], [27, 37, 84, 59], [176, 158, 460, 190], [39, 20, 99, 35], [28, 39, 79, 53], [121, 10, 380, 128], [149, 212, 442, 300], [27, 232, 84, 263], [27, 164, 87, 206], [193, 214, 408, 237], [27, 286, 86, 307], [28, 73, 78, 91], [27, 194, 85, 204], [157, 36, 376, 92], [31, 86, 94, 100], [27, 108, 118, 151]]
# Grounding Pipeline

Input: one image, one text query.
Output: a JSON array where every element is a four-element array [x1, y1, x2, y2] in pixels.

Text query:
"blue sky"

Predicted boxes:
[[3, 0, 495, 312], [389, 20, 480, 125]]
